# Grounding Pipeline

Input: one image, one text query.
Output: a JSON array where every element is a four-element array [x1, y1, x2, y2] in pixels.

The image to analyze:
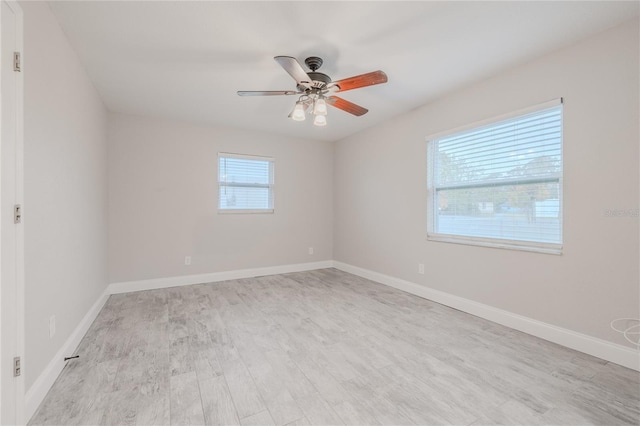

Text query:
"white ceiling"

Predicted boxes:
[[48, 1, 638, 142]]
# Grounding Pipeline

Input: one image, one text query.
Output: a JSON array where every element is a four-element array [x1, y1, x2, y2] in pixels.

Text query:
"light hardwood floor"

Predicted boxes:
[[29, 269, 639, 425]]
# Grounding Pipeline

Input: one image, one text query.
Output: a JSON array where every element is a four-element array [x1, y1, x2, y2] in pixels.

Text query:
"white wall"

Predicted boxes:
[[23, 1, 108, 390], [108, 113, 333, 283], [334, 19, 639, 347]]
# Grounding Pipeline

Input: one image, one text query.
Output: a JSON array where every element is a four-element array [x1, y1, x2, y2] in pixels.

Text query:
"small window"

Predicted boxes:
[[218, 153, 274, 213], [427, 100, 563, 254]]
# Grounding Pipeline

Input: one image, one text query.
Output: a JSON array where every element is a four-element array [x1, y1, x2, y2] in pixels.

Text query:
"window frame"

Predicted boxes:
[[426, 99, 563, 254], [217, 152, 275, 214]]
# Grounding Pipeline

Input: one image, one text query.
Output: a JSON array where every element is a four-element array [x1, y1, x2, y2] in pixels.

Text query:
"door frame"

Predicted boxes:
[[0, 0, 24, 423]]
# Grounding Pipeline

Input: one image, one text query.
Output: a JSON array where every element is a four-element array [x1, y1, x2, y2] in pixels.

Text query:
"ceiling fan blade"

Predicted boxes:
[[237, 90, 301, 96], [274, 56, 312, 88], [331, 70, 388, 92], [326, 96, 369, 116]]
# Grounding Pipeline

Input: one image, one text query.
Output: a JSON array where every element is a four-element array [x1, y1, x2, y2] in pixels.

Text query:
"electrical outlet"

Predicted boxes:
[[418, 263, 425, 275], [49, 315, 56, 338], [185, 256, 191, 265], [308, 247, 314, 255]]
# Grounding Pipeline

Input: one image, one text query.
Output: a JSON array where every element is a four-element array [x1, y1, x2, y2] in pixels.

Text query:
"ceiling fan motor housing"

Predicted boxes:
[[307, 72, 331, 83], [296, 72, 332, 91], [299, 57, 332, 90]]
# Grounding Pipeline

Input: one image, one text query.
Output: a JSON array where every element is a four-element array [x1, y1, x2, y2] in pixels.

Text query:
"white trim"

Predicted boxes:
[[14, 0, 25, 420], [108, 260, 334, 294], [24, 288, 110, 421], [217, 209, 274, 214], [333, 261, 640, 371], [0, 1, 25, 423], [427, 234, 562, 255], [217, 152, 274, 162]]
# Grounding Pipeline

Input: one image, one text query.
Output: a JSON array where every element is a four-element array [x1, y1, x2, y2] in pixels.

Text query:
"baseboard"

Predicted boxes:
[[108, 260, 335, 294], [333, 261, 640, 371], [24, 287, 110, 421]]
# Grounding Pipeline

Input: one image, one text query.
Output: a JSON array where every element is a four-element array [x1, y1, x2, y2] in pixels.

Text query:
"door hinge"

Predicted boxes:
[[14, 204, 21, 224], [13, 357, 21, 377], [13, 51, 21, 72]]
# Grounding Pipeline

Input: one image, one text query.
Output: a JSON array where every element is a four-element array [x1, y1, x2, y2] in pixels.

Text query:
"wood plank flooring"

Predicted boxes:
[[29, 269, 640, 425]]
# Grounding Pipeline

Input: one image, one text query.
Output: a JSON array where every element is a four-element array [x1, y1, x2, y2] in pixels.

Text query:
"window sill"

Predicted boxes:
[[427, 233, 562, 255], [218, 209, 274, 214]]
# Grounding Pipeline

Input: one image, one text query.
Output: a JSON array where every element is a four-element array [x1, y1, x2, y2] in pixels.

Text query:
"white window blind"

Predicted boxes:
[[218, 153, 274, 213], [427, 101, 563, 253]]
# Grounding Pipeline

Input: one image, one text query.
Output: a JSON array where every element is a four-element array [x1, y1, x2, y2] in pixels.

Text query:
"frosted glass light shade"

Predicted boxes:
[[313, 114, 327, 126], [313, 98, 327, 115], [291, 102, 306, 121]]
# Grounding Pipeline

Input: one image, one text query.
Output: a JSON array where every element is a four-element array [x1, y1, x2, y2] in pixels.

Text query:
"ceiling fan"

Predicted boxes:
[[237, 56, 388, 126]]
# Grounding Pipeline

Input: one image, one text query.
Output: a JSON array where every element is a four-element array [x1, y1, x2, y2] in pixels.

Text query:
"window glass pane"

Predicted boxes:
[[218, 154, 273, 211], [437, 107, 562, 186], [219, 157, 271, 185], [219, 186, 271, 210], [429, 103, 563, 250], [436, 181, 561, 243]]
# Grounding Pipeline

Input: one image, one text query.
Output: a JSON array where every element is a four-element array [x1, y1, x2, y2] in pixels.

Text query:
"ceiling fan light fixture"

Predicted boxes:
[[313, 114, 327, 127], [291, 101, 306, 121]]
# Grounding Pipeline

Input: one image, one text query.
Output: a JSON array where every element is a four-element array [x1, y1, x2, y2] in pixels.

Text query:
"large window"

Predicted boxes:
[[427, 100, 563, 253], [218, 153, 274, 213]]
